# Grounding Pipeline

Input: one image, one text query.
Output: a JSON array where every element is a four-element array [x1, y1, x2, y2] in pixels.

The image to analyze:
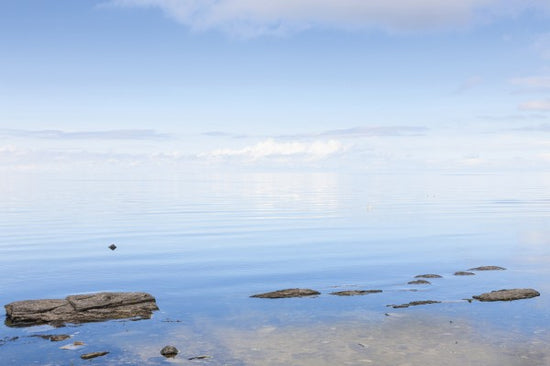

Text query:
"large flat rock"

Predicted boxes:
[[5, 292, 158, 327], [473, 289, 540, 302], [250, 289, 320, 299]]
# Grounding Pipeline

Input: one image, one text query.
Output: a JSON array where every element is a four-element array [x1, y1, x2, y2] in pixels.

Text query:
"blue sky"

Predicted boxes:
[[1, 0, 550, 175]]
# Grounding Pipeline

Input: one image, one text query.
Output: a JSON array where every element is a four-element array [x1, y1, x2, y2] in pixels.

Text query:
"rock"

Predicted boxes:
[[454, 271, 475, 276], [469, 266, 506, 271], [408, 280, 431, 285], [108, 244, 117, 250], [250, 289, 320, 299], [414, 274, 442, 278], [189, 355, 211, 360], [0, 336, 19, 346], [330, 290, 382, 296], [4, 292, 158, 327], [32, 334, 71, 342], [387, 300, 441, 309], [80, 352, 109, 360], [473, 289, 540, 302], [160, 345, 179, 358]]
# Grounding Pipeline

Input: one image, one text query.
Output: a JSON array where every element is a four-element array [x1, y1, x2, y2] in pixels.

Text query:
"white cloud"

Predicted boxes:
[[202, 139, 344, 161], [519, 99, 550, 111], [105, 0, 539, 36], [510, 76, 550, 91]]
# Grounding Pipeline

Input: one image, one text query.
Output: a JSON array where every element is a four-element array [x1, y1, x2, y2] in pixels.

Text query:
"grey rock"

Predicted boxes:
[[80, 351, 109, 360], [108, 244, 117, 250], [5, 292, 158, 327], [388, 300, 441, 309], [408, 279, 431, 285], [473, 289, 540, 302], [414, 274, 442, 278], [32, 334, 71, 342], [250, 288, 320, 299], [160, 345, 179, 358], [189, 355, 211, 360], [330, 290, 382, 296], [469, 266, 506, 271], [454, 271, 475, 276]]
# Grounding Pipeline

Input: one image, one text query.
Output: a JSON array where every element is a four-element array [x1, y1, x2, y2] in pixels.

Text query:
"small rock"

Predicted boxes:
[[189, 355, 211, 360], [108, 244, 117, 250], [32, 334, 70, 342], [330, 290, 382, 296], [0, 336, 19, 346], [408, 280, 431, 285], [473, 289, 540, 302], [250, 289, 320, 299], [469, 266, 506, 271], [160, 345, 179, 358], [414, 274, 442, 278], [80, 352, 109, 360], [387, 300, 441, 309], [454, 271, 475, 276]]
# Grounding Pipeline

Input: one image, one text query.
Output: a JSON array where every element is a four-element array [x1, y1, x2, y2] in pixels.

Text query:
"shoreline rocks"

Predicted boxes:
[[4, 292, 158, 327], [251, 289, 320, 299], [473, 289, 540, 302]]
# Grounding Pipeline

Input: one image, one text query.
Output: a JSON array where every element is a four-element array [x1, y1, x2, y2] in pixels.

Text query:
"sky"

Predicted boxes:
[[1, 0, 550, 176]]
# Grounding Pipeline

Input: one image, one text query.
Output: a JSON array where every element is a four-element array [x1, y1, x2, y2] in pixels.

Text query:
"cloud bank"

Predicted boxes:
[[106, 0, 542, 36]]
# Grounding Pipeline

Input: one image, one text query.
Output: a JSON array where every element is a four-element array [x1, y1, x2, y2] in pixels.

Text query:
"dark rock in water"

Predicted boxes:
[[4, 292, 158, 327], [414, 274, 442, 278], [160, 345, 179, 358], [80, 352, 109, 360], [0, 336, 19, 346], [387, 300, 441, 309], [330, 290, 382, 296], [189, 355, 211, 360], [454, 271, 475, 276], [108, 244, 117, 251], [473, 289, 540, 302], [408, 280, 431, 285], [469, 266, 506, 271], [250, 289, 320, 299], [32, 334, 71, 342]]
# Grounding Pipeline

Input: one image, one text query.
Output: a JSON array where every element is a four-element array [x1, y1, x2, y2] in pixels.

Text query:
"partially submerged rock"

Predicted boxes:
[[469, 266, 506, 271], [160, 345, 179, 358], [387, 300, 441, 309], [250, 289, 320, 299], [408, 280, 431, 285], [473, 289, 540, 302], [5, 292, 158, 327], [32, 334, 71, 342], [454, 271, 475, 276], [330, 290, 382, 296], [414, 274, 442, 278], [81, 352, 109, 360]]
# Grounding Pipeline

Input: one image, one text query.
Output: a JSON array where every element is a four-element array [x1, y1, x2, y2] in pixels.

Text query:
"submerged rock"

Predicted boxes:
[[408, 280, 431, 285], [4, 292, 158, 327], [454, 271, 475, 276], [473, 289, 540, 302], [469, 266, 506, 271], [80, 352, 109, 360], [160, 345, 179, 358], [387, 300, 441, 309], [32, 334, 71, 342], [330, 290, 382, 296], [250, 289, 320, 299], [414, 274, 442, 278]]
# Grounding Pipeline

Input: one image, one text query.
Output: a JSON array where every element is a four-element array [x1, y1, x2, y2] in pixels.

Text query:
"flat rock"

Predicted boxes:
[[454, 271, 475, 276], [469, 266, 506, 271], [81, 351, 109, 360], [408, 280, 431, 285], [473, 289, 540, 302], [387, 300, 441, 309], [250, 289, 320, 299], [330, 290, 382, 296], [414, 274, 442, 278], [5, 292, 158, 327]]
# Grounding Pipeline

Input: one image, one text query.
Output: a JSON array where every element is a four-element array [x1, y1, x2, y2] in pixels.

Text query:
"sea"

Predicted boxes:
[[1, 171, 549, 365]]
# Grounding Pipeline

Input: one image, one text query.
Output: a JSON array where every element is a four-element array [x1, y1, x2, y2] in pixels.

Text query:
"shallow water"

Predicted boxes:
[[1, 171, 549, 365]]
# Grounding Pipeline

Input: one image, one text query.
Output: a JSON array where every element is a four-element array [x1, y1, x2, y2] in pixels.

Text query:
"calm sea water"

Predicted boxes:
[[1, 171, 549, 365]]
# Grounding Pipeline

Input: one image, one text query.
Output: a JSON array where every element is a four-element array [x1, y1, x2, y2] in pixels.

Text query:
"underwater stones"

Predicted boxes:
[[388, 300, 441, 309], [454, 271, 475, 276], [4, 292, 158, 327], [251, 289, 320, 299], [408, 280, 431, 285], [469, 266, 506, 271], [330, 290, 382, 296], [160, 345, 179, 358], [473, 289, 540, 302], [414, 274, 442, 278], [80, 352, 109, 360]]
